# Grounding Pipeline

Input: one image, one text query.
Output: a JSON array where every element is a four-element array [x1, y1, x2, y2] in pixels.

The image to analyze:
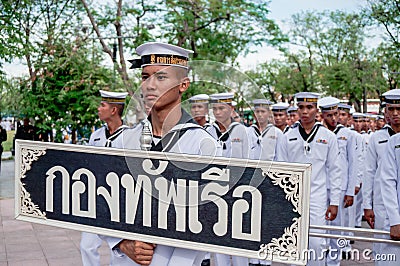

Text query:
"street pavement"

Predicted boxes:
[[0, 153, 378, 265]]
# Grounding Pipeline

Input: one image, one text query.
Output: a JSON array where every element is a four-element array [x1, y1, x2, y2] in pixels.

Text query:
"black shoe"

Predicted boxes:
[[249, 264, 261, 266], [201, 259, 210, 266], [350, 240, 355, 244]]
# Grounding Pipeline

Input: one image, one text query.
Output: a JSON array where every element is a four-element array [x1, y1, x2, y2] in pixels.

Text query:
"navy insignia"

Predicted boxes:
[[94, 138, 100, 141], [316, 139, 328, 144], [289, 138, 297, 141], [395, 144, 400, 149], [378, 140, 388, 144]]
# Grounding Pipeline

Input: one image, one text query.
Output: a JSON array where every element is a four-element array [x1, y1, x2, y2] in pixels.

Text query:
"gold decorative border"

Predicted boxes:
[[19, 147, 47, 218]]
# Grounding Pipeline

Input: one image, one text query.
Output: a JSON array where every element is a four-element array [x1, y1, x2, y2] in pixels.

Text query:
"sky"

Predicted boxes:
[[3, 0, 372, 77]]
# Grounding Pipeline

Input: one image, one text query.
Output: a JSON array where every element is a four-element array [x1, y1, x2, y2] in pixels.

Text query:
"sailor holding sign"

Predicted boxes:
[[102, 42, 221, 266]]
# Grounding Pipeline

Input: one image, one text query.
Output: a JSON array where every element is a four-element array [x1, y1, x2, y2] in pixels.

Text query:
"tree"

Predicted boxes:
[[365, 0, 400, 50]]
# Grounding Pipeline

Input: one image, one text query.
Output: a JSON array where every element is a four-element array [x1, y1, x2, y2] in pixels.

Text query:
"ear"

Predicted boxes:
[[179, 77, 190, 94], [111, 106, 118, 115]]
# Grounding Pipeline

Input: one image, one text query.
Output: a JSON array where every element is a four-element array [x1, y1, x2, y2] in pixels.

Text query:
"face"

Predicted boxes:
[[98, 102, 114, 121], [141, 65, 189, 111], [322, 109, 339, 129], [353, 119, 363, 132], [315, 112, 323, 122], [190, 103, 208, 121], [369, 119, 376, 130], [363, 118, 370, 131], [273, 111, 288, 127], [212, 103, 233, 125], [232, 111, 241, 123], [254, 107, 270, 125], [338, 110, 349, 125], [297, 103, 317, 124], [289, 112, 299, 124], [386, 104, 400, 127], [376, 119, 385, 129]]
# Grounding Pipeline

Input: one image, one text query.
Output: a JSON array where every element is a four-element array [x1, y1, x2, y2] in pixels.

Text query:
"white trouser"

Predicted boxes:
[[307, 203, 328, 266], [374, 204, 399, 266], [355, 189, 363, 227], [214, 254, 249, 266], [326, 190, 348, 266], [80, 232, 103, 266]]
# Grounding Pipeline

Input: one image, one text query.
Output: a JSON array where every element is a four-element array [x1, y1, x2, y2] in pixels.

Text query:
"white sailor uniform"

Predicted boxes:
[[364, 125, 398, 265], [81, 124, 129, 266], [206, 121, 250, 266], [207, 122, 251, 159], [326, 124, 357, 266], [278, 122, 342, 266], [379, 133, 400, 265], [248, 124, 284, 161], [101, 110, 222, 266]]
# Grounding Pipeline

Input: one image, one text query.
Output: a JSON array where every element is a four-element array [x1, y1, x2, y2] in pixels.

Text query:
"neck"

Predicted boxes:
[[216, 121, 230, 132], [151, 105, 182, 136], [301, 120, 316, 133], [392, 124, 400, 133], [195, 117, 207, 127], [277, 124, 286, 131], [257, 122, 268, 132], [107, 119, 123, 135]]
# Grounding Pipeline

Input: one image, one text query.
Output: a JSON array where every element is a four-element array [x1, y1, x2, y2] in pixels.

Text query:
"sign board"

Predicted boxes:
[[15, 140, 311, 265]]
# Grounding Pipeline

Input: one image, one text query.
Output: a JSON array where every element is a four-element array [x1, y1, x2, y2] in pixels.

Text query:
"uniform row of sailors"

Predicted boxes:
[[79, 41, 400, 266], [188, 90, 400, 266]]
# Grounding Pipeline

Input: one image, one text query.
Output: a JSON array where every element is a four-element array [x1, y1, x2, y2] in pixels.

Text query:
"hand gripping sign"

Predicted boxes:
[[15, 140, 311, 265]]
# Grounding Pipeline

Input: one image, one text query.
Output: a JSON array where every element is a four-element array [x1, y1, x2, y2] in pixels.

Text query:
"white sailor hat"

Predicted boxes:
[[128, 42, 193, 69], [377, 115, 385, 120], [382, 89, 400, 104], [338, 103, 352, 113], [100, 90, 128, 104], [318, 96, 340, 112], [352, 112, 365, 120], [252, 99, 272, 109], [209, 92, 234, 104], [295, 92, 320, 104], [287, 106, 298, 113], [271, 102, 289, 112], [189, 94, 209, 104], [368, 114, 378, 121]]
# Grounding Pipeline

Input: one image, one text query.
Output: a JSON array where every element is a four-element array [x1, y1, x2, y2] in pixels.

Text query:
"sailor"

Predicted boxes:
[[376, 115, 385, 130], [318, 97, 357, 266], [207, 92, 251, 159], [351, 112, 367, 229], [206, 92, 250, 266], [287, 105, 299, 126], [189, 94, 211, 129], [102, 42, 222, 266], [248, 99, 284, 162], [337, 103, 362, 253], [277, 92, 341, 266], [376, 89, 400, 265], [248, 98, 281, 266], [363, 90, 400, 264], [271, 102, 290, 133], [80, 89, 129, 266]]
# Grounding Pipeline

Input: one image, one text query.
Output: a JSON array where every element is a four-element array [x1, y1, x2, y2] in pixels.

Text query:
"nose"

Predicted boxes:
[[142, 76, 156, 91]]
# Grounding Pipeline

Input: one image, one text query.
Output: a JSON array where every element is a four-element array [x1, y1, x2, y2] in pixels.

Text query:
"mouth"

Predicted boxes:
[[144, 94, 158, 101]]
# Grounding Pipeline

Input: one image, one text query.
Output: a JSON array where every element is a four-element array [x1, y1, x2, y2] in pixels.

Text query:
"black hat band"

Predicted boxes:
[[129, 54, 189, 69]]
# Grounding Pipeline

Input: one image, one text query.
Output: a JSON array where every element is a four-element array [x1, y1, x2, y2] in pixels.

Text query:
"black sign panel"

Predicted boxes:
[[15, 140, 311, 264]]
